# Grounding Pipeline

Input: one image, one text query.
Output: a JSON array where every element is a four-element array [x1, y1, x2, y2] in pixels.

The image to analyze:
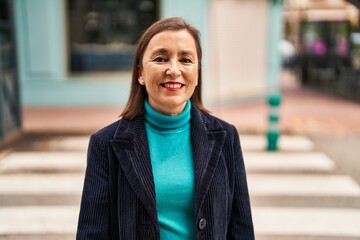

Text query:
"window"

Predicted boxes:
[[67, 0, 159, 73]]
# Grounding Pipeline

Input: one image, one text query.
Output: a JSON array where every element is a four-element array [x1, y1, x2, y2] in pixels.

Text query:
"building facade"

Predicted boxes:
[[14, 0, 273, 107]]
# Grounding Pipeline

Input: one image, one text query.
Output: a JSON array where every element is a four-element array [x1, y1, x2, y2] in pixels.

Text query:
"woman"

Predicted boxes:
[[77, 17, 254, 240]]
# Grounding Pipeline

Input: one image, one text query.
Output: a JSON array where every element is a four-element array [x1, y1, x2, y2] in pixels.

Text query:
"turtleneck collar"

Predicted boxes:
[[144, 99, 191, 131]]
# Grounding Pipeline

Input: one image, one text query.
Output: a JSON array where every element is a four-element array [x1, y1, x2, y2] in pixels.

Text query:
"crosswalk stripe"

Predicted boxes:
[[240, 135, 315, 152], [253, 207, 360, 237], [248, 174, 360, 196], [1, 206, 359, 237], [0, 206, 79, 235], [0, 152, 86, 174], [244, 152, 335, 172], [0, 174, 84, 195]]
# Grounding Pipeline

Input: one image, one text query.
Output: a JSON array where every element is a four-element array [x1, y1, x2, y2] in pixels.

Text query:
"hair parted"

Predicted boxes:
[[120, 17, 207, 119]]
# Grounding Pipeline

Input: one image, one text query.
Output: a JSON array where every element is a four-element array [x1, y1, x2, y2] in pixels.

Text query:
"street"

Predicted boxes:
[[1, 133, 360, 240]]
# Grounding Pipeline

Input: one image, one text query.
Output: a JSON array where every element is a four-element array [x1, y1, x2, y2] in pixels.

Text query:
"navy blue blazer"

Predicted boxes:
[[77, 104, 254, 239]]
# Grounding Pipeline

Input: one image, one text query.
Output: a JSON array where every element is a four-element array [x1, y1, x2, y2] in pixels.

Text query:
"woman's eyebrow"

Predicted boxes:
[[150, 48, 195, 56], [151, 48, 169, 55], [180, 50, 195, 56]]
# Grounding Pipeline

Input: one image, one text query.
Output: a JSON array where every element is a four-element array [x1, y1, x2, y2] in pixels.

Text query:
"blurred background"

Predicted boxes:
[[1, 0, 360, 239]]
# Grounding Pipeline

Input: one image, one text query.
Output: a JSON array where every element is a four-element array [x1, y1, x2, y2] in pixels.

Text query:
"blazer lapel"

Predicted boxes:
[[110, 116, 158, 228], [191, 107, 227, 216]]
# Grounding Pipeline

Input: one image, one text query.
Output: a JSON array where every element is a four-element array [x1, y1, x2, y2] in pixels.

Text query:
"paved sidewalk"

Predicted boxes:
[[21, 87, 360, 136]]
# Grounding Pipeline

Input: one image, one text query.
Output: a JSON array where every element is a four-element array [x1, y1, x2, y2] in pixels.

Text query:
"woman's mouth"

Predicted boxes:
[[161, 82, 184, 91]]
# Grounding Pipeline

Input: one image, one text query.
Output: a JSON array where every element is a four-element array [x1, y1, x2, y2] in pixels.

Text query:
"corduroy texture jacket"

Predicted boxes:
[[77, 104, 254, 240]]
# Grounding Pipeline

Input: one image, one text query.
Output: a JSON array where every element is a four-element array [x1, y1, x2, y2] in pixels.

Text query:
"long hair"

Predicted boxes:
[[120, 17, 207, 119]]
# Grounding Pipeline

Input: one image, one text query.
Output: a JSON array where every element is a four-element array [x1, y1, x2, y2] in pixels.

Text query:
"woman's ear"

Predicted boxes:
[[138, 75, 145, 85], [138, 67, 144, 85]]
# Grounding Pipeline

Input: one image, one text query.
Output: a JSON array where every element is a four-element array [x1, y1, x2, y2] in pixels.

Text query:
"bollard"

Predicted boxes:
[[265, 0, 283, 151], [267, 93, 282, 151]]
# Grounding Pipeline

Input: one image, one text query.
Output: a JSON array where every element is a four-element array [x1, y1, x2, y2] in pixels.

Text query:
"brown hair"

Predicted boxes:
[[120, 17, 207, 119]]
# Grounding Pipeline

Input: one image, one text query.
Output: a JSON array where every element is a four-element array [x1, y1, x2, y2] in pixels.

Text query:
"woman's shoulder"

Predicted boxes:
[[90, 118, 125, 143], [197, 107, 237, 133]]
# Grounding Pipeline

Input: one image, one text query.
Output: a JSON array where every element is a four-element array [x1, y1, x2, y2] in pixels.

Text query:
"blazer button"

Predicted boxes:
[[198, 218, 207, 230]]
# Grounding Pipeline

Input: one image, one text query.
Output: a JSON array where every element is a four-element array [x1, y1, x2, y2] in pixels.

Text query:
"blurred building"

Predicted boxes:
[[284, 0, 360, 101], [5, 0, 359, 142], [11, 0, 276, 107]]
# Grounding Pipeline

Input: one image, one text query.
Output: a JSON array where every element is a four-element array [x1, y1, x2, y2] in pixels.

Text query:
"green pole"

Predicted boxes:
[[267, 93, 282, 151], [266, 0, 284, 151]]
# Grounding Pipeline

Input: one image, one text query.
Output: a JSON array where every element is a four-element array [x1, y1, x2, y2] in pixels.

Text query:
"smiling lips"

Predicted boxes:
[[161, 82, 184, 91]]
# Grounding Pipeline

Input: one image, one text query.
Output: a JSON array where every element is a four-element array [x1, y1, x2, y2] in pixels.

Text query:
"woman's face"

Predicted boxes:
[[139, 30, 199, 116]]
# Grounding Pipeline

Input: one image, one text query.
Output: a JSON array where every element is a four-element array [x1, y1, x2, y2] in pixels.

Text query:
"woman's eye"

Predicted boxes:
[[180, 58, 192, 63], [154, 57, 167, 62]]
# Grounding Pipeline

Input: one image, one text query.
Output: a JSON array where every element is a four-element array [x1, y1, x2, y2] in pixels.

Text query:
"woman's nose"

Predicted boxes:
[[166, 60, 181, 78]]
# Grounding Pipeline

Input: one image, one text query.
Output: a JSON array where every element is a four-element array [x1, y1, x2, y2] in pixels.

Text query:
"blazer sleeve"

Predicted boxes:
[[76, 134, 111, 240], [227, 126, 255, 239]]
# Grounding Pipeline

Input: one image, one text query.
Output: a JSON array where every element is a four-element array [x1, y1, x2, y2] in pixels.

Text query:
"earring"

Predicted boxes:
[[139, 79, 145, 85]]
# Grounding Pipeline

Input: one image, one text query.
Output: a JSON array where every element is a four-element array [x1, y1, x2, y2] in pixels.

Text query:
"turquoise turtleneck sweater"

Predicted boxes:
[[144, 99, 195, 240]]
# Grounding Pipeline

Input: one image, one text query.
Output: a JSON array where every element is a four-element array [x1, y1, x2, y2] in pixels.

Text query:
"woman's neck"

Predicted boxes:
[[144, 99, 191, 130]]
